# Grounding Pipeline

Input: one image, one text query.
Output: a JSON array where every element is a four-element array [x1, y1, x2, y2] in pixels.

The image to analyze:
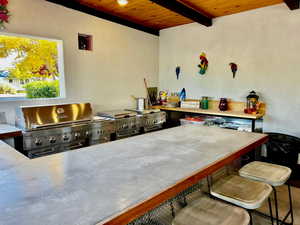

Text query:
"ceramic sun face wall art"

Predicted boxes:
[[198, 53, 208, 75]]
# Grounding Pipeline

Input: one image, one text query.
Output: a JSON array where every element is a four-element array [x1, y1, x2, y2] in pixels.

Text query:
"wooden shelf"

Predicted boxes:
[[152, 106, 264, 120]]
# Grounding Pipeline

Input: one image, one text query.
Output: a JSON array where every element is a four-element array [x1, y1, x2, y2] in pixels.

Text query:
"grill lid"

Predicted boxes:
[[97, 110, 137, 119], [16, 103, 93, 131]]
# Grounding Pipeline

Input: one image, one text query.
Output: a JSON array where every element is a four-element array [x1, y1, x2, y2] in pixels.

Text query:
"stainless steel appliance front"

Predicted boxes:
[[16, 103, 92, 131]]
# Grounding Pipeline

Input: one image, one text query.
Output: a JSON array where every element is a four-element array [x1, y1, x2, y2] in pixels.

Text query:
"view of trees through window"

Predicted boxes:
[[0, 34, 64, 99]]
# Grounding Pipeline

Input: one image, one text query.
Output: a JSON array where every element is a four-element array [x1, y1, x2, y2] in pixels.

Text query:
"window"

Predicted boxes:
[[0, 33, 65, 101]]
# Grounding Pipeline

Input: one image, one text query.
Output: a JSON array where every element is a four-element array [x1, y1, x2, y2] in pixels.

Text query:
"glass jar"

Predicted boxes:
[[200, 96, 209, 109], [246, 91, 259, 113], [219, 98, 228, 111]]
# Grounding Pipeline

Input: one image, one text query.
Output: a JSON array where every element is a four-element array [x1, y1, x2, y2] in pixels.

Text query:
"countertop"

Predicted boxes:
[[0, 124, 22, 139], [0, 125, 267, 225]]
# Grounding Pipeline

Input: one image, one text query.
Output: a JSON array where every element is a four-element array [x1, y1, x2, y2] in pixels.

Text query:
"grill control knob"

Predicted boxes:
[[74, 132, 80, 140], [85, 131, 90, 137], [49, 137, 56, 144], [35, 138, 42, 146], [97, 130, 104, 135], [63, 135, 69, 141]]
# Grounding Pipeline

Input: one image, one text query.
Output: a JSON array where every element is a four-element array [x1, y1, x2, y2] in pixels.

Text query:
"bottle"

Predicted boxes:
[[200, 97, 209, 109]]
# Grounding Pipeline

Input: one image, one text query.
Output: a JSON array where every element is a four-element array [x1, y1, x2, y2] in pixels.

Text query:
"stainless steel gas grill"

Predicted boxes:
[[125, 109, 167, 133], [15, 104, 167, 158], [97, 110, 141, 139], [15, 103, 94, 158], [115, 116, 141, 139], [90, 117, 116, 145], [142, 111, 166, 132]]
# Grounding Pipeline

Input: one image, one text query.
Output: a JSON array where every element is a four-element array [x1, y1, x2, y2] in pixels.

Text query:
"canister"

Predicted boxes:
[[136, 97, 146, 111]]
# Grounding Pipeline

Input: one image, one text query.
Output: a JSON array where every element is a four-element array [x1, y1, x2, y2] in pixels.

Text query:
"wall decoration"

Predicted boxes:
[[229, 62, 238, 79], [198, 53, 208, 75], [179, 88, 186, 101], [0, 0, 9, 30], [175, 66, 181, 80]]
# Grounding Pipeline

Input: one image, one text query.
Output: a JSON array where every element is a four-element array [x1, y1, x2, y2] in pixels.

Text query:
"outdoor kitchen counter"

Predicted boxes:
[[0, 125, 268, 225], [0, 123, 22, 139]]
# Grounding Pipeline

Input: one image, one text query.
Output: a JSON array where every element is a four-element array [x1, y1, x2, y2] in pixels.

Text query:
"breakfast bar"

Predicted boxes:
[[0, 125, 267, 225]]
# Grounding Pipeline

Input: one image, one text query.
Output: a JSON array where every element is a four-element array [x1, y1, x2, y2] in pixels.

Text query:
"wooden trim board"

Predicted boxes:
[[99, 135, 268, 225]]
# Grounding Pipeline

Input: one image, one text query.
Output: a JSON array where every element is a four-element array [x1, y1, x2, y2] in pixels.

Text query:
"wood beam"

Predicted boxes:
[[45, 0, 160, 36], [149, 0, 212, 27], [284, 0, 300, 10]]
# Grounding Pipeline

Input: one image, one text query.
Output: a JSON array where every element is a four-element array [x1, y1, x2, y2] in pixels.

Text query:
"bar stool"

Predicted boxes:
[[210, 175, 274, 225], [172, 196, 250, 225], [239, 161, 293, 225]]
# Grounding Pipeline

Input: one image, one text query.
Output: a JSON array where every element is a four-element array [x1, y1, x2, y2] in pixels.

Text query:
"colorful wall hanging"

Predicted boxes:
[[229, 62, 238, 79], [175, 66, 181, 80], [179, 88, 186, 101], [198, 53, 208, 75], [0, 0, 9, 30]]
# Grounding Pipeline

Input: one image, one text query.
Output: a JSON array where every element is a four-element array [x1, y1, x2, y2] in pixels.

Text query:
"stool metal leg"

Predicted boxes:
[[206, 175, 213, 198], [273, 187, 280, 225], [271, 184, 294, 225], [206, 176, 211, 192], [249, 210, 253, 225], [287, 184, 294, 225], [268, 197, 274, 225], [169, 201, 175, 218]]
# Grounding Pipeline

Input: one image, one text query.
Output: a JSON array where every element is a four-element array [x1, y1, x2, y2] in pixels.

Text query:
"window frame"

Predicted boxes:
[[0, 32, 66, 102]]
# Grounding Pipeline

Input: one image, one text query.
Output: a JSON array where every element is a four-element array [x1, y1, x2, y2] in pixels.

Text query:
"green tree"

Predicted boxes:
[[0, 36, 60, 80]]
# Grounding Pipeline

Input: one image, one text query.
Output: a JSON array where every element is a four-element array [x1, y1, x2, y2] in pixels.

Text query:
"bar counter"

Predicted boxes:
[[0, 125, 268, 225]]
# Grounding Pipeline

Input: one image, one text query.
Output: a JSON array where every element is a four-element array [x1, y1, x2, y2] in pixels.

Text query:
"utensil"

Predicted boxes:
[[136, 97, 146, 111], [144, 78, 152, 107]]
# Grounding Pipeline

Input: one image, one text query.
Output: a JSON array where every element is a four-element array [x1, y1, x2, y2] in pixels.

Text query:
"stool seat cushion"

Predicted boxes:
[[239, 161, 292, 186], [211, 175, 272, 209], [172, 196, 250, 225]]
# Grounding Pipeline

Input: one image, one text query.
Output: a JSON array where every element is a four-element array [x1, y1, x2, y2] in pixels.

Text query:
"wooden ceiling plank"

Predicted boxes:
[[45, 0, 160, 36], [77, 0, 193, 30], [181, 0, 283, 18], [149, 0, 212, 27], [284, 0, 300, 9]]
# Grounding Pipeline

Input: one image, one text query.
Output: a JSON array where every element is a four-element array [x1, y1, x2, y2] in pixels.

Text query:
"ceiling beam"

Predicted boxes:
[[45, 0, 160, 36], [149, 0, 212, 27], [284, 0, 300, 10]]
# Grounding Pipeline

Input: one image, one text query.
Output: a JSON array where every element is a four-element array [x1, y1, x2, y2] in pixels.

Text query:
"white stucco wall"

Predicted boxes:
[[159, 4, 300, 137], [0, 0, 159, 124]]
